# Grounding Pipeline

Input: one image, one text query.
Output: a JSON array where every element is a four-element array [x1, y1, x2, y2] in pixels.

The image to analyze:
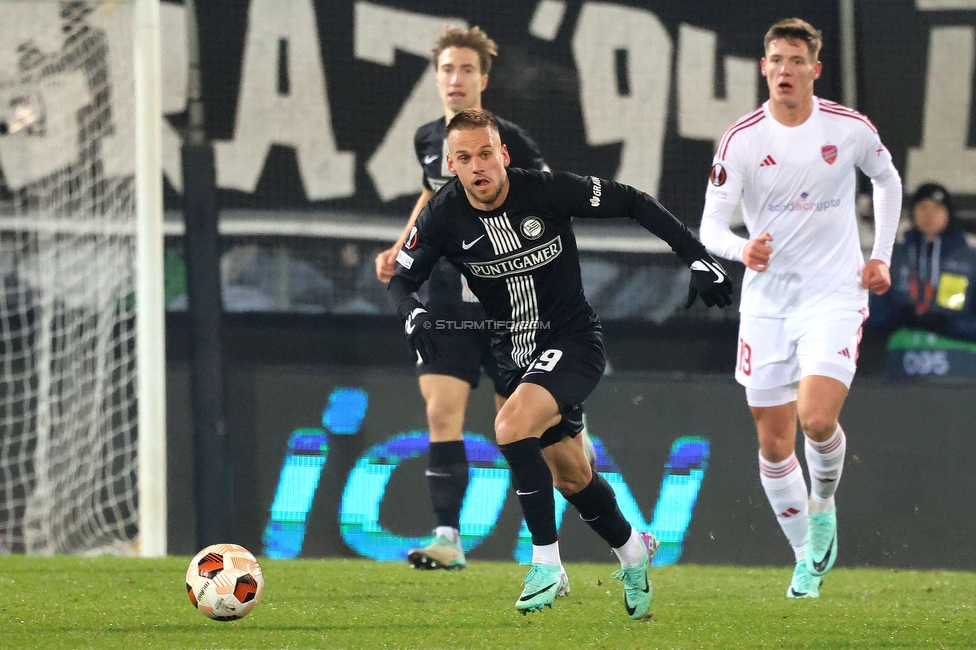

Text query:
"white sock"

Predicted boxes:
[[805, 425, 846, 511], [612, 528, 645, 568], [759, 452, 808, 560], [435, 526, 460, 546], [532, 542, 562, 567]]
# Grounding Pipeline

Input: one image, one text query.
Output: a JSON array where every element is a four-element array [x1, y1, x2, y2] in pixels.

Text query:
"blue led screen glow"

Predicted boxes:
[[322, 387, 369, 434], [262, 428, 330, 559], [261, 386, 711, 565], [339, 432, 508, 561]]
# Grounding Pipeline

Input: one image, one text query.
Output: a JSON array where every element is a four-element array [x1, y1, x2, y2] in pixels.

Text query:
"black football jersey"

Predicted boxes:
[[414, 114, 547, 192], [394, 168, 704, 369], [415, 114, 547, 320]]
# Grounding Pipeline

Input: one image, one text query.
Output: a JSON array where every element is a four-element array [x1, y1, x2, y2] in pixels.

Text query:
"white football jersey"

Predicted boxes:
[[703, 97, 896, 317]]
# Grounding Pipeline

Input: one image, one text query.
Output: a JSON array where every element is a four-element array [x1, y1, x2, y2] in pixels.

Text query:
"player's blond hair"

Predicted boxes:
[[446, 108, 499, 137], [764, 18, 823, 62], [432, 26, 498, 75]]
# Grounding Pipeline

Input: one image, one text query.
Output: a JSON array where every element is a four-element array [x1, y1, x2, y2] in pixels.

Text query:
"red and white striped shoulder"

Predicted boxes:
[[818, 98, 878, 133], [716, 107, 765, 161]]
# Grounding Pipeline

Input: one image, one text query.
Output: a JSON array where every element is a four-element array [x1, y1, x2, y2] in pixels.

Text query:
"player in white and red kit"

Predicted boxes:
[[699, 18, 902, 598]]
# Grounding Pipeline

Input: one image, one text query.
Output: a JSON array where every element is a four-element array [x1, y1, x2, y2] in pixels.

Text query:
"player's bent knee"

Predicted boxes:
[[425, 402, 464, 431], [552, 473, 589, 496], [799, 414, 838, 441], [494, 413, 531, 445]]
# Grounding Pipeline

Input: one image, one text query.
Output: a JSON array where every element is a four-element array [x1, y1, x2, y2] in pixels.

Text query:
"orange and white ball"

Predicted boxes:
[[185, 543, 264, 620]]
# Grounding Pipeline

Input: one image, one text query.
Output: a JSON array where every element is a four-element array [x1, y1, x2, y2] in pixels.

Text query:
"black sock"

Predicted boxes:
[[565, 472, 632, 549], [427, 441, 469, 530], [498, 438, 557, 546]]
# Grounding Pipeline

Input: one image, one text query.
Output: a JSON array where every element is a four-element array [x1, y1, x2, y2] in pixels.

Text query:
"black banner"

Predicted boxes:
[[859, 0, 976, 215], [160, 0, 843, 225]]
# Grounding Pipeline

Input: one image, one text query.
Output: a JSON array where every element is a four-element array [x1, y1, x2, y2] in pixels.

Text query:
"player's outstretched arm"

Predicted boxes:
[[583, 177, 734, 308], [548, 172, 735, 308], [621, 194, 734, 308]]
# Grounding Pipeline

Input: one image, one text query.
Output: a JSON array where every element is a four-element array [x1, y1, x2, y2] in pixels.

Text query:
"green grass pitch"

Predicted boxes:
[[0, 556, 973, 649]]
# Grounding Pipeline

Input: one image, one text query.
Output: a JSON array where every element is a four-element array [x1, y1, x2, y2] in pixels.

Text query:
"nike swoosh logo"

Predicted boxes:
[[790, 588, 808, 597], [404, 308, 425, 335], [423, 154, 438, 164], [690, 259, 726, 284], [624, 572, 651, 616], [624, 576, 649, 616], [812, 538, 834, 573], [515, 490, 539, 496], [518, 582, 558, 601], [461, 235, 485, 250], [424, 470, 450, 477]]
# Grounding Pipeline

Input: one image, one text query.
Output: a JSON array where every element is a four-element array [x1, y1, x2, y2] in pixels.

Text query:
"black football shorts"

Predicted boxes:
[[418, 325, 507, 393], [496, 328, 606, 448]]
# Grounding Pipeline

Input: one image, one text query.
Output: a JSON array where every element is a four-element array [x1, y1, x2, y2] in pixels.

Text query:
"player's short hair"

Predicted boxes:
[[764, 18, 823, 61], [432, 26, 498, 75], [446, 108, 499, 138]]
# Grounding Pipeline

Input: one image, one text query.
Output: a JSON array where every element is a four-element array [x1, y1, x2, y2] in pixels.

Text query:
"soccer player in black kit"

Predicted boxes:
[[374, 26, 549, 572], [389, 109, 734, 619]]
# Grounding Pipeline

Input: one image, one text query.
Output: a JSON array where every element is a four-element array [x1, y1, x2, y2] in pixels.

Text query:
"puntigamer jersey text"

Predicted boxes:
[[702, 97, 898, 317], [395, 168, 701, 369]]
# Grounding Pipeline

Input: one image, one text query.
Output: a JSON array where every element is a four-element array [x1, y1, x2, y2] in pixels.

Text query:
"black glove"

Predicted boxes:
[[403, 306, 438, 364], [894, 304, 921, 329], [918, 311, 950, 335], [685, 254, 734, 308]]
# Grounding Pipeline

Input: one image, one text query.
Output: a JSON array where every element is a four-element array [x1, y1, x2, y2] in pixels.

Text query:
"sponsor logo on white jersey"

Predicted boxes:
[[767, 197, 841, 213]]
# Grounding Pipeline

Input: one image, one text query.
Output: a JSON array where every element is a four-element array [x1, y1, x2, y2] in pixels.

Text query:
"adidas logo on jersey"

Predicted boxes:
[[838, 348, 851, 358], [760, 155, 777, 167]]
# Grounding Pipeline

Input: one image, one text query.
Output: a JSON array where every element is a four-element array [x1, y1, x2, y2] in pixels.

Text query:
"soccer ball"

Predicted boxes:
[[185, 543, 264, 620]]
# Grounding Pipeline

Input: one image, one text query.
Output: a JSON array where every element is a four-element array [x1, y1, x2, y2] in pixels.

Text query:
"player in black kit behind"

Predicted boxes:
[[389, 109, 734, 619], [375, 26, 551, 573]]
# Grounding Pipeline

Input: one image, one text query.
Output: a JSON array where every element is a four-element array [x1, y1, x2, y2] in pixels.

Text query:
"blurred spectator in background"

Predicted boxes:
[[866, 183, 976, 380], [867, 183, 976, 341]]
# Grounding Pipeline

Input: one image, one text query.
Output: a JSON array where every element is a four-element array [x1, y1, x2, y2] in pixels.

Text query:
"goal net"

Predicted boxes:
[[0, 0, 160, 555]]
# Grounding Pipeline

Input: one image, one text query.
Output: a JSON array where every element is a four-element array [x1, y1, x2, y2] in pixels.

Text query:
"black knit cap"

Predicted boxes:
[[911, 183, 957, 230]]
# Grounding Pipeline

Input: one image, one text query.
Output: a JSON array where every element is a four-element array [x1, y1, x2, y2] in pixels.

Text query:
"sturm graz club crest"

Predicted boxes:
[[520, 216, 544, 240]]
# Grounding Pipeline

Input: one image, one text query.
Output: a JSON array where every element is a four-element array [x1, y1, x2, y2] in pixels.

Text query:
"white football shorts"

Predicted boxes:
[[735, 307, 868, 407]]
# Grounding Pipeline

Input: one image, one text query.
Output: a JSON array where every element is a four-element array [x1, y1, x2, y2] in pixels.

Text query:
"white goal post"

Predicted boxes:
[[135, 0, 167, 559], [0, 0, 166, 557]]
